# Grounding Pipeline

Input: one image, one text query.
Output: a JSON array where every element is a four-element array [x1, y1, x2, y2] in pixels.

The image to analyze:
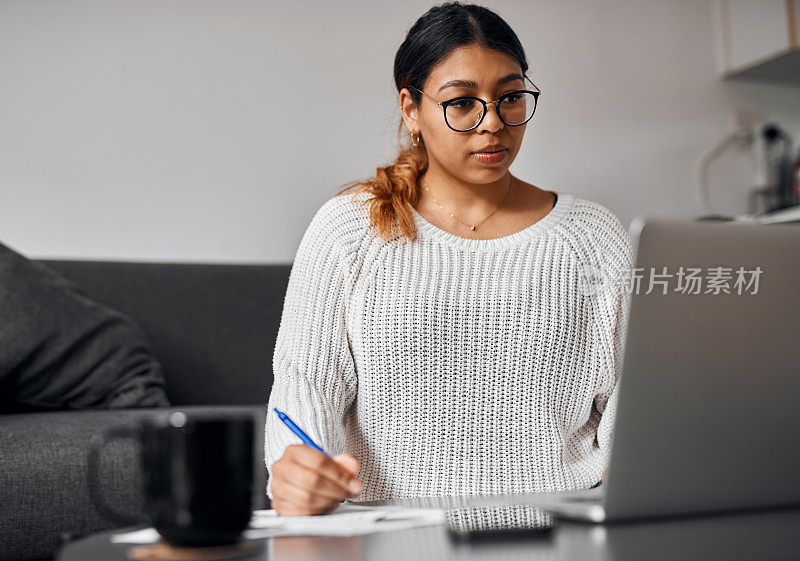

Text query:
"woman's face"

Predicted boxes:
[[400, 44, 529, 185]]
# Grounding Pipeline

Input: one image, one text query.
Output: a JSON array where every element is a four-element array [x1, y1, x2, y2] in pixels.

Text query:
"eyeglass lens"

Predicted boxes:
[[446, 92, 537, 131]]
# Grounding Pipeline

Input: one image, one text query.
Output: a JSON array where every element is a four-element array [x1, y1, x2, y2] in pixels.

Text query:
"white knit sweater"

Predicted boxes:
[[265, 189, 633, 502]]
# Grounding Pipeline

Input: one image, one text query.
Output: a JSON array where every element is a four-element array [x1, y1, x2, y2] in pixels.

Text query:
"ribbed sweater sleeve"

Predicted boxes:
[[264, 199, 359, 499], [588, 209, 634, 459]]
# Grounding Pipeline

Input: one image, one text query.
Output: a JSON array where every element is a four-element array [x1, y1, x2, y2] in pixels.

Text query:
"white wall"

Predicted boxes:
[[1, 0, 798, 263]]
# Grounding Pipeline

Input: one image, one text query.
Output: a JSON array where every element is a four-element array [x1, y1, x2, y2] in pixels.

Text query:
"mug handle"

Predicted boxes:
[[87, 425, 149, 527]]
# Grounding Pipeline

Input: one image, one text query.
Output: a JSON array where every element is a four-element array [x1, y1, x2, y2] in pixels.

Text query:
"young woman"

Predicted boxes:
[[265, 1, 632, 516]]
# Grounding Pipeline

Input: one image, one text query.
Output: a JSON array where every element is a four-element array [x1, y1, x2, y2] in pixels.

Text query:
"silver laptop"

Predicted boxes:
[[464, 217, 800, 522]]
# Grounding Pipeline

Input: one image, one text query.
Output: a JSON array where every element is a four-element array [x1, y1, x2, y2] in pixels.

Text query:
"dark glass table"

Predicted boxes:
[[57, 495, 800, 561]]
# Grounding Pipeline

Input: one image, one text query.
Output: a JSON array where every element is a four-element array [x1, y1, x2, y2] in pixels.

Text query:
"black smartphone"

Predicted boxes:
[[445, 505, 555, 542]]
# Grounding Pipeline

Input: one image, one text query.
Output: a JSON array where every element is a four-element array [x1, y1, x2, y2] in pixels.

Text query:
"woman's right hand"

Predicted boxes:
[[270, 444, 362, 516]]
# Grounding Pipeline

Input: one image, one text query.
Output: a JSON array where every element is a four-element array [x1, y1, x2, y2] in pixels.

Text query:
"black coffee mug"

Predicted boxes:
[[87, 411, 254, 547]]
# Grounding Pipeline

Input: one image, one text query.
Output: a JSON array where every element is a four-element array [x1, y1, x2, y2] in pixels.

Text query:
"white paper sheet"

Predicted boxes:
[[110, 528, 160, 544], [110, 504, 445, 543]]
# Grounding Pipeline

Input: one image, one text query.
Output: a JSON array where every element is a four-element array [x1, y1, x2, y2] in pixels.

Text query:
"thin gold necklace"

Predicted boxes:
[[423, 179, 513, 231]]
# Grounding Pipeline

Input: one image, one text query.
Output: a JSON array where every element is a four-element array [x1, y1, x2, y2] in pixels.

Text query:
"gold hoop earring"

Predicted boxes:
[[411, 131, 421, 148]]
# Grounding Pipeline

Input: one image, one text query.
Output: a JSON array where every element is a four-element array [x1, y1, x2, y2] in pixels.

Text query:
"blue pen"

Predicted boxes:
[[273, 408, 328, 456]]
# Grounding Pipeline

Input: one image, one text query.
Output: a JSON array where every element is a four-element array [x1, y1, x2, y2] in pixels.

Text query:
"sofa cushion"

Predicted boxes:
[[0, 241, 170, 414], [0, 405, 267, 561]]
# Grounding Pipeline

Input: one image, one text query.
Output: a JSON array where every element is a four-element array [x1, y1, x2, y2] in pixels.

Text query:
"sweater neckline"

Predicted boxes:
[[412, 191, 573, 251]]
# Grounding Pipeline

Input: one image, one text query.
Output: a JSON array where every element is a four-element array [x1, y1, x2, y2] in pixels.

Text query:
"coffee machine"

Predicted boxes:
[[749, 124, 800, 215]]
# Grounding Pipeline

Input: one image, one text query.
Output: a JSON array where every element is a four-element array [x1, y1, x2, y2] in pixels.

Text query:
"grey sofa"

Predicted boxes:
[[0, 259, 291, 561]]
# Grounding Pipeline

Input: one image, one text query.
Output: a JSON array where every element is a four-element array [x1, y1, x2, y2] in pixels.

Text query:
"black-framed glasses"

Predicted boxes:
[[408, 77, 541, 132]]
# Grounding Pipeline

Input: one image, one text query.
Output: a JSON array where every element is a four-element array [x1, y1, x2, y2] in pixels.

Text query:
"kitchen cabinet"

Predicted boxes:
[[712, 0, 800, 85]]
